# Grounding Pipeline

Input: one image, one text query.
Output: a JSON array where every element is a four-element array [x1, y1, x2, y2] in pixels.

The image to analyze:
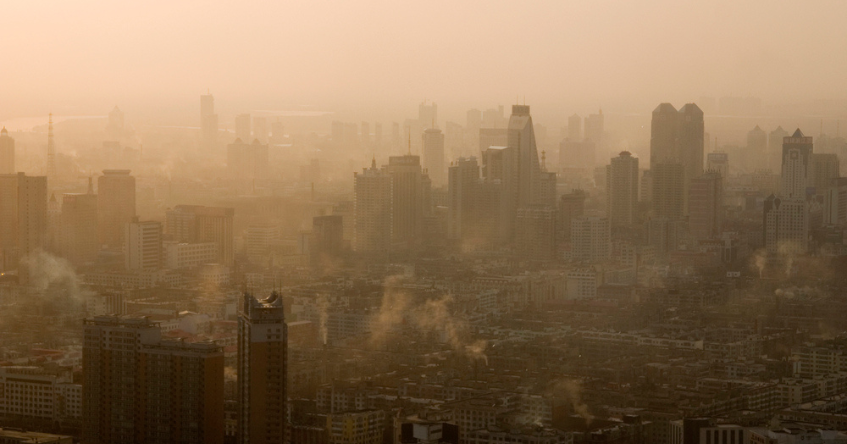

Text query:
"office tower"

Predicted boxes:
[[311, 215, 344, 267], [568, 114, 582, 141], [447, 157, 480, 240], [558, 189, 586, 242], [166, 205, 235, 265], [481, 146, 518, 242], [606, 151, 639, 229], [227, 138, 269, 179], [125, 218, 162, 270], [353, 159, 392, 256], [252, 116, 268, 144], [688, 171, 723, 239], [748, 125, 767, 159], [0, 127, 15, 174], [479, 128, 508, 153], [0, 173, 47, 278], [823, 177, 847, 225], [507, 105, 543, 208], [707, 152, 729, 179], [385, 155, 427, 248], [47, 114, 56, 180], [235, 113, 252, 141], [768, 126, 789, 173], [515, 206, 557, 260], [60, 183, 99, 266], [422, 128, 446, 187], [647, 217, 686, 254], [781, 129, 813, 199], [83, 316, 224, 444], [559, 138, 596, 172], [419, 101, 437, 129], [201, 93, 218, 148], [444, 121, 464, 161], [482, 106, 506, 128], [237, 292, 288, 444], [811, 153, 840, 195], [106, 106, 125, 139], [639, 170, 652, 203], [763, 195, 808, 255], [570, 216, 610, 262], [97, 170, 136, 250], [652, 163, 685, 219], [270, 119, 284, 144], [584, 109, 604, 143], [650, 103, 705, 217], [361, 121, 370, 146]]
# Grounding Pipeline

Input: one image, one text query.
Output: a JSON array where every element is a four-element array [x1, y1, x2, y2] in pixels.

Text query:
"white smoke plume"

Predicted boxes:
[[551, 379, 593, 427], [21, 249, 94, 303]]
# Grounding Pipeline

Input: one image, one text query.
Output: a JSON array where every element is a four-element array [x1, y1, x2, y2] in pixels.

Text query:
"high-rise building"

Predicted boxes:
[[568, 114, 582, 141], [83, 316, 224, 444], [0, 127, 14, 174], [688, 171, 723, 240], [570, 216, 610, 262], [353, 159, 392, 256], [606, 151, 639, 229], [227, 139, 269, 179], [235, 113, 252, 141], [763, 195, 808, 255], [748, 125, 767, 160], [652, 163, 685, 220], [419, 101, 437, 129], [649, 103, 704, 217], [385, 155, 427, 249], [479, 128, 508, 154], [201, 93, 218, 148], [584, 109, 604, 144], [515, 205, 557, 261], [422, 128, 446, 187], [98, 170, 136, 250], [811, 153, 840, 195], [781, 129, 814, 200], [559, 138, 595, 172], [311, 215, 344, 268], [823, 177, 847, 226], [166, 205, 234, 265], [447, 157, 480, 240], [507, 105, 543, 208], [0, 173, 47, 280], [125, 218, 162, 270], [106, 106, 125, 139], [237, 292, 288, 444], [481, 146, 517, 242], [558, 189, 586, 242], [60, 185, 99, 266], [46, 114, 56, 181], [768, 126, 789, 173], [252, 116, 268, 144]]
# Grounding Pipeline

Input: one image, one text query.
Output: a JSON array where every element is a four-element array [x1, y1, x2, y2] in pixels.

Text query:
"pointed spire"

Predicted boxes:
[[371, 155, 376, 169], [0, 126, 7, 136]]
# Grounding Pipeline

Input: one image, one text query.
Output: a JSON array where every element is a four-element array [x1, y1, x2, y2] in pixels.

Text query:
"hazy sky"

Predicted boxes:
[[3, 0, 847, 121]]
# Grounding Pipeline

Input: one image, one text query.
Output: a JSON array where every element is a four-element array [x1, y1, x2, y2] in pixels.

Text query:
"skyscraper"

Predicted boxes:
[[353, 159, 392, 257], [98, 170, 136, 251], [165, 205, 234, 265], [0, 173, 47, 281], [781, 129, 813, 199], [811, 153, 840, 195], [748, 125, 767, 160], [60, 184, 99, 266], [419, 101, 437, 129], [584, 109, 604, 144], [235, 113, 252, 141], [0, 127, 14, 174], [649, 103, 704, 219], [688, 171, 723, 240], [227, 138, 269, 179], [706, 152, 729, 179], [46, 114, 56, 181], [558, 189, 586, 242], [516, 206, 557, 261], [422, 128, 446, 187], [567, 114, 582, 141], [201, 93, 218, 148], [238, 292, 288, 444], [125, 218, 162, 270], [311, 215, 344, 268], [447, 157, 480, 240], [507, 105, 543, 208], [83, 316, 224, 444], [385, 154, 428, 249], [606, 151, 639, 229], [570, 216, 610, 262], [768, 126, 789, 173]]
